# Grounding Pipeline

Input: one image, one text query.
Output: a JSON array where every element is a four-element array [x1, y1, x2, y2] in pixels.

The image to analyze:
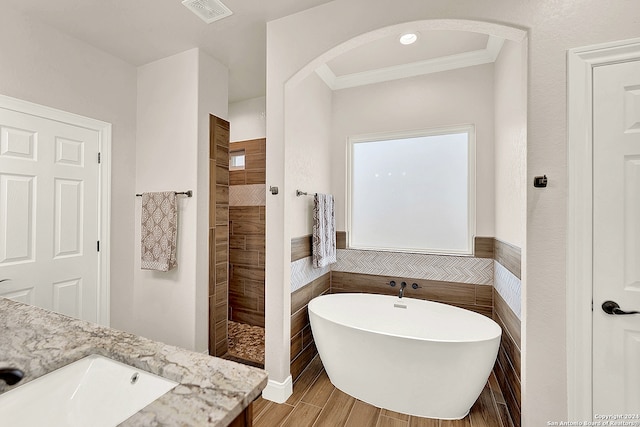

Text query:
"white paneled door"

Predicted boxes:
[[0, 104, 101, 322], [593, 60, 640, 415]]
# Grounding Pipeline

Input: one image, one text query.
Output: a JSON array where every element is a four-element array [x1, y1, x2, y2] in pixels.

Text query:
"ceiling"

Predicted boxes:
[[317, 30, 502, 91], [327, 30, 489, 76], [3, 0, 333, 103], [4, 0, 502, 103]]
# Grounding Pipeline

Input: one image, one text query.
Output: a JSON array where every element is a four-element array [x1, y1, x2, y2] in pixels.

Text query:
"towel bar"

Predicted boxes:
[[136, 190, 193, 197]]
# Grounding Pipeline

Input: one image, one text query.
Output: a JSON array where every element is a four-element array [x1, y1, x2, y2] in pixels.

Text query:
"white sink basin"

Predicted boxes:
[[0, 354, 178, 427]]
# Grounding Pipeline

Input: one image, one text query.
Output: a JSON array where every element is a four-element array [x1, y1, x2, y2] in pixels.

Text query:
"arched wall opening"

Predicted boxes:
[[265, 20, 527, 423]]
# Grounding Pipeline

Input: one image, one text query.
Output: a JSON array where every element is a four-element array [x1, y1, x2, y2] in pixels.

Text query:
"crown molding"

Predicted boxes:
[[316, 35, 505, 90], [315, 63, 337, 88]]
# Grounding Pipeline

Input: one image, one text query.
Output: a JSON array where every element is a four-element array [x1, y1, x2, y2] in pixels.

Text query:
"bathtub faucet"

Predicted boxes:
[[399, 282, 407, 298], [389, 280, 408, 298]]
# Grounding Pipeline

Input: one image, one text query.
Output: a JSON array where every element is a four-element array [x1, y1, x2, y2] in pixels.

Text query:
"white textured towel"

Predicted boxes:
[[312, 193, 337, 268], [141, 192, 178, 271]]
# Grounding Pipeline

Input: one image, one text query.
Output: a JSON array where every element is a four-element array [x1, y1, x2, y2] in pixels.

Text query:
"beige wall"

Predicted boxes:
[[266, 1, 640, 423], [263, 70, 334, 396], [287, 73, 334, 238], [229, 96, 266, 142], [197, 50, 230, 352], [0, 6, 138, 331], [492, 40, 527, 424], [330, 63, 495, 236], [135, 48, 228, 352], [494, 39, 527, 249], [135, 49, 199, 350]]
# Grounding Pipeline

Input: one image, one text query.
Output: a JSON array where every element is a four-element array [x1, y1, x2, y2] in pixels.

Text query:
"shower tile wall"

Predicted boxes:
[[229, 138, 266, 186], [209, 115, 230, 357], [229, 206, 265, 327], [229, 138, 266, 328]]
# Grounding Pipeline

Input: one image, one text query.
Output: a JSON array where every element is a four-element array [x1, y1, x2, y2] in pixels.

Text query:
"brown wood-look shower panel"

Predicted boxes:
[[209, 115, 230, 357]]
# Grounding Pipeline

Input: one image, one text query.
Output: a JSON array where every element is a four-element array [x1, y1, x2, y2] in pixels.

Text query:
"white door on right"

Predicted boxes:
[[593, 59, 640, 416]]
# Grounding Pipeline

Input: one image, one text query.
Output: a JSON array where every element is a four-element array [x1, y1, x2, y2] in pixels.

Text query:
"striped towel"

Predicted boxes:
[[312, 193, 337, 268], [141, 192, 178, 271]]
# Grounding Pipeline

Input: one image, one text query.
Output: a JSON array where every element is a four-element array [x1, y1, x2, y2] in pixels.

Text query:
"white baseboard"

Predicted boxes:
[[261, 375, 293, 403]]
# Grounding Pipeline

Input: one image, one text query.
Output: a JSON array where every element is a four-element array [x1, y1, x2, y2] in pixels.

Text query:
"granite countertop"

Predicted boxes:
[[0, 298, 268, 426]]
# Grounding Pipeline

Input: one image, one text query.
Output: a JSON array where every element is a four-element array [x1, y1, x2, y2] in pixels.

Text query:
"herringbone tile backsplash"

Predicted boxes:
[[332, 249, 493, 285], [291, 257, 331, 292], [494, 260, 521, 319], [229, 184, 266, 206]]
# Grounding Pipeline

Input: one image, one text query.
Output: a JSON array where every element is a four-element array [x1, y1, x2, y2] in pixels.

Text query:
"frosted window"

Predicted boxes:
[[230, 150, 245, 170], [349, 127, 474, 255]]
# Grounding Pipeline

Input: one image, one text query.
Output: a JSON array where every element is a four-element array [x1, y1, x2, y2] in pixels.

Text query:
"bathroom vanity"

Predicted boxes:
[[0, 298, 267, 426]]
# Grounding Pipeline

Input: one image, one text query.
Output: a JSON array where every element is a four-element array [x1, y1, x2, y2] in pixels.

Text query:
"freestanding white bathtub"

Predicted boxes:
[[308, 293, 501, 420]]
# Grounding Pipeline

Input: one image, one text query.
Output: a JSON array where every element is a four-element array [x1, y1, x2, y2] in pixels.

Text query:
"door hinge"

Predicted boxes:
[[98, 152, 101, 164], [97, 241, 100, 252]]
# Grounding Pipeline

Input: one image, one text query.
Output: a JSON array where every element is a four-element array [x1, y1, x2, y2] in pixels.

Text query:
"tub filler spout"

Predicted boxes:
[[398, 282, 407, 298]]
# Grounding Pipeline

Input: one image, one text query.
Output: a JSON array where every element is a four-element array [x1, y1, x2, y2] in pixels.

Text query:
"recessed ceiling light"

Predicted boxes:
[[399, 32, 419, 45]]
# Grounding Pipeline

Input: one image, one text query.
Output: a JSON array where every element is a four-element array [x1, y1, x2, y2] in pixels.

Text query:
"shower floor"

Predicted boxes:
[[226, 320, 265, 368]]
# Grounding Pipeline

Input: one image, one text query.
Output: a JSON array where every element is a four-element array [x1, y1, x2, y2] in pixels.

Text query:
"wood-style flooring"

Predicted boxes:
[[253, 355, 514, 427]]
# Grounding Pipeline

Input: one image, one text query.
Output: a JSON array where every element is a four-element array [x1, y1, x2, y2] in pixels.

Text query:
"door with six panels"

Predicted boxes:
[[593, 59, 640, 416], [0, 105, 100, 322]]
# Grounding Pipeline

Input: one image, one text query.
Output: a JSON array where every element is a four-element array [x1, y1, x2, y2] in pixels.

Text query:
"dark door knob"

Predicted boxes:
[[602, 300, 640, 315]]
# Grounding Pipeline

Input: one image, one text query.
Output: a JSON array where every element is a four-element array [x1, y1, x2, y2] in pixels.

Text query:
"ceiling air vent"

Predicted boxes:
[[182, 0, 233, 24]]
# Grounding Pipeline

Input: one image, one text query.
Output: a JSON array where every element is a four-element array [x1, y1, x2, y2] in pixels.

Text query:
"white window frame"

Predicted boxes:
[[229, 149, 246, 171], [346, 124, 476, 255]]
